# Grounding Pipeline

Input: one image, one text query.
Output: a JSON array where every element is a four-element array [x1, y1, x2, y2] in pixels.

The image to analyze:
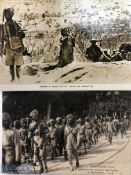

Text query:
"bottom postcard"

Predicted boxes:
[[1, 91, 131, 175]]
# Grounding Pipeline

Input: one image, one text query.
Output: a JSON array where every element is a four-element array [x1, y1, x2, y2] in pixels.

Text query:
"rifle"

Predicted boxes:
[[0, 24, 4, 57]]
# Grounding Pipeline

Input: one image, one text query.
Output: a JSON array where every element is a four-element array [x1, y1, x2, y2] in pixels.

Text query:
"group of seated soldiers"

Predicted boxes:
[[85, 40, 131, 62], [2, 109, 130, 173]]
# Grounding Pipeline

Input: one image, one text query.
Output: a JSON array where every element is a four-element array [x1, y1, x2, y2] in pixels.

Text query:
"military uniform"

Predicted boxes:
[[55, 117, 65, 156], [59, 28, 75, 67], [65, 114, 79, 170], [76, 118, 86, 155], [2, 113, 21, 166], [3, 8, 25, 81], [48, 119, 59, 160], [85, 118, 93, 148], [33, 129, 48, 173]]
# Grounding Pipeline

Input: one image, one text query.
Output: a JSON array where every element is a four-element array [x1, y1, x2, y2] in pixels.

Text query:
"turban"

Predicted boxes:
[[30, 109, 38, 117], [4, 8, 14, 16], [2, 112, 12, 122]]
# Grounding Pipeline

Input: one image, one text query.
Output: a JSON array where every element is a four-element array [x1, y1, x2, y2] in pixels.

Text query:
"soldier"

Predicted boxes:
[[29, 109, 39, 163], [19, 118, 30, 162], [85, 117, 93, 148], [59, 28, 75, 67], [101, 50, 111, 62], [2, 8, 25, 82], [102, 117, 108, 138], [85, 38, 102, 62], [106, 117, 113, 144], [29, 109, 39, 132], [92, 119, 99, 144], [112, 116, 119, 136], [47, 119, 59, 160], [14, 120, 20, 131], [2, 112, 21, 167], [119, 118, 127, 138], [76, 118, 86, 155], [33, 129, 48, 173], [64, 114, 79, 171], [55, 117, 67, 158]]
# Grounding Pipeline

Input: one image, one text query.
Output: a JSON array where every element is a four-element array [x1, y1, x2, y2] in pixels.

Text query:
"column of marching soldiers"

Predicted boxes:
[[2, 110, 130, 173]]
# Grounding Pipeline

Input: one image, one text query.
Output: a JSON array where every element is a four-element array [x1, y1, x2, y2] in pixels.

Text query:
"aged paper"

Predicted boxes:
[[0, 0, 130, 89], [1, 91, 131, 174]]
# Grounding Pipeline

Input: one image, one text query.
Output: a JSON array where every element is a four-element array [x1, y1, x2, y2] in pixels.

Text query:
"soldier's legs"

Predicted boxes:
[[42, 147, 48, 173], [16, 65, 21, 80], [67, 150, 74, 170], [73, 150, 79, 167], [9, 65, 15, 82], [3, 147, 15, 166]]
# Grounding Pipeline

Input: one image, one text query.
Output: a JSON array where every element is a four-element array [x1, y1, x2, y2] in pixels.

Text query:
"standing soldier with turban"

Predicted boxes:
[[29, 109, 39, 164], [2, 112, 21, 167], [59, 28, 75, 67], [47, 119, 59, 160], [2, 8, 25, 82], [65, 114, 79, 171]]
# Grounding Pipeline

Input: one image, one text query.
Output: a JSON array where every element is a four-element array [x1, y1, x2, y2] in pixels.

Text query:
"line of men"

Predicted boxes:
[[2, 109, 130, 173]]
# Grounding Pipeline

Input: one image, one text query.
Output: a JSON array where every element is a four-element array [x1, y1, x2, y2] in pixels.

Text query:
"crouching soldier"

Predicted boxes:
[[2, 8, 25, 82], [33, 129, 48, 173], [2, 112, 21, 167], [65, 114, 79, 171]]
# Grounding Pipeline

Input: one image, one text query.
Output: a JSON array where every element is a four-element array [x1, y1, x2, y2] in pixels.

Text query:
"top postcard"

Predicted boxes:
[[0, 0, 130, 86]]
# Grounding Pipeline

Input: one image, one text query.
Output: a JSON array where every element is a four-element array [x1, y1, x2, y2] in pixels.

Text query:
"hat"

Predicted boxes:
[[3, 8, 14, 21], [3, 112, 12, 122], [90, 38, 98, 42], [34, 129, 40, 135], [14, 120, 20, 124], [30, 109, 38, 117], [20, 118, 27, 124], [56, 117, 62, 121], [49, 119, 55, 123], [66, 114, 74, 120]]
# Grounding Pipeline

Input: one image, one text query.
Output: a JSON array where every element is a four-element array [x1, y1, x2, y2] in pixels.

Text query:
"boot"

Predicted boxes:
[[76, 161, 79, 168], [16, 65, 21, 80], [9, 65, 15, 82], [43, 160, 48, 173], [38, 162, 44, 174]]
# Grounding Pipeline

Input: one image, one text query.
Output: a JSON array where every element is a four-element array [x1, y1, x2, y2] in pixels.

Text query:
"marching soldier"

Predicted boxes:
[[47, 119, 59, 160], [106, 117, 113, 144], [76, 118, 86, 155], [29, 109, 39, 163], [14, 120, 20, 131], [19, 118, 30, 162], [85, 117, 93, 148], [33, 129, 48, 173], [55, 117, 66, 157], [2, 112, 21, 166], [64, 114, 79, 171], [2, 8, 25, 82]]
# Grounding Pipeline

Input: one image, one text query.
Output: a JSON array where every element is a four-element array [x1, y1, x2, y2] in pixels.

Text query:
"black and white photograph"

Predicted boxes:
[[0, 0, 131, 85], [2, 91, 131, 174]]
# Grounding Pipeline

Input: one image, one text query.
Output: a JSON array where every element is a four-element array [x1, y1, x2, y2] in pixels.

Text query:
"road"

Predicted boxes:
[[33, 130, 131, 175]]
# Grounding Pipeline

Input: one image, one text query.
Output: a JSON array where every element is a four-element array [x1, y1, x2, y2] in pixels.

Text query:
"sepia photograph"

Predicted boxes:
[[0, 0, 130, 85], [2, 91, 131, 174]]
